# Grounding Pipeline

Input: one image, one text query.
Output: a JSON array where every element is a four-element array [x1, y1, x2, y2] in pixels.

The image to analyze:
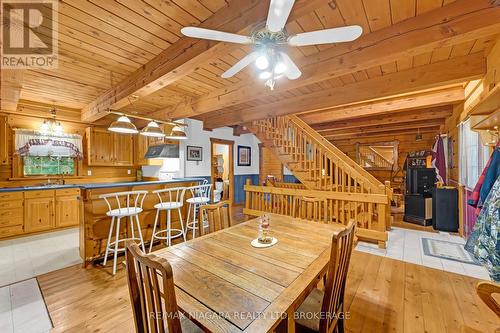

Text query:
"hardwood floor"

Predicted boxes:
[[37, 206, 499, 333]]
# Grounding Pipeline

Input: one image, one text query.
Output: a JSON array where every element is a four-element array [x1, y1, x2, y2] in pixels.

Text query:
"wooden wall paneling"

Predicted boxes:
[[259, 144, 283, 185], [1, 69, 24, 111], [0, 115, 9, 165]]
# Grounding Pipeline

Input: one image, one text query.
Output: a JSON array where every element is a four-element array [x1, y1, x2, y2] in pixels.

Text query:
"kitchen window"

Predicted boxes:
[[459, 118, 490, 189], [23, 156, 75, 176]]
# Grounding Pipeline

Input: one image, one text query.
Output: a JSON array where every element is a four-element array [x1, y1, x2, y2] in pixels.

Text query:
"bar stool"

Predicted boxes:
[[100, 190, 148, 275], [185, 184, 212, 238], [149, 187, 187, 253]]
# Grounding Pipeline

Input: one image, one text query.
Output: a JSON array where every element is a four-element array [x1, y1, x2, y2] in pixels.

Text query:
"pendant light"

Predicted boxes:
[[108, 116, 138, 134], [415, 128, 422, 142], [140, 121, 165, 137], [165, 125, 187, 140]]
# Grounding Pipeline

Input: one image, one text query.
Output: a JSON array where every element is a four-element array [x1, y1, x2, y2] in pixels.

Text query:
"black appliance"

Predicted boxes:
[[405, 168, 436, 195], [432, 187, 459, 232], [404, 194, 433, 226]]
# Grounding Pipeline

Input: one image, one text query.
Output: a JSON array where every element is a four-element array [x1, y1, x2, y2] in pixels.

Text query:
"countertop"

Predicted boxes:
[[0, 178, 205, 193]]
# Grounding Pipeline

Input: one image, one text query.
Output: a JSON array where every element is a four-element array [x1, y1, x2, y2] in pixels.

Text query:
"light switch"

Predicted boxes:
[[87, 170, 92, 176]]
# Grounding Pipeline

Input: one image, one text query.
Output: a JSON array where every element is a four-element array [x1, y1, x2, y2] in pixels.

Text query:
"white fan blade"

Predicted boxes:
[[288, 25, 363, 46], [181, 27, 252, 44], [266, 0, 295, 32], [279, 52, 301, 80], [222, 52, 259, 78]]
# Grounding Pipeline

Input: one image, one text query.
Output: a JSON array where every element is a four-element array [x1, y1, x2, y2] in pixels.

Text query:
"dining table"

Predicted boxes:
[[152, 213, 347, 333]]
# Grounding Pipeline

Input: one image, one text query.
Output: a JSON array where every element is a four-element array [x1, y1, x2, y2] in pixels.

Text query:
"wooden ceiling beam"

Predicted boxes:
[[303, 87, 462, 126], [328, 127, 441, 141], [201, 53, 486, 128], [80, 0, 325, 123], [1, 69, 24, 112], [313, 105, 453, 132], [322, 119, 445, 139], [163, 0, 500, 120]]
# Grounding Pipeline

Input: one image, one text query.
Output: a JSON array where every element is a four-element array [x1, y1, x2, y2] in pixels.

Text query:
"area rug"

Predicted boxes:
[[422, 238, 480, 265]]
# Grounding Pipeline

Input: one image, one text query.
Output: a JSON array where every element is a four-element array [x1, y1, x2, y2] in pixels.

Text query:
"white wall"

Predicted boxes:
[[179, 119, 260, 177]]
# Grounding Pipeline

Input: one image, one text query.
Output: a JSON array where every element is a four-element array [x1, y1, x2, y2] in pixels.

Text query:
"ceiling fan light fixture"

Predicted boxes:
[[109, 116, 138, 134], [274, 62, 287, 74], [140, 121, 165, 137], [259, 71, 272, 79], [255, 55, 269, 70]]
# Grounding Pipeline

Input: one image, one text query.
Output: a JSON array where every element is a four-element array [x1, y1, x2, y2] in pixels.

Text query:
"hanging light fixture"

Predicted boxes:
[[108, 116, 138, 134], [140, 121, 165, 137], [415, 128, 422, 142], [39, 108, 64, 135], [165, 125, 187, 140]]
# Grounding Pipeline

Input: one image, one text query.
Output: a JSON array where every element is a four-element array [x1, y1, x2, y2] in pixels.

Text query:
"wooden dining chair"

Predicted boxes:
[[296, 196, 326, 222], [476, 281, 500, 317], [295, 220, 356, 333], [199, 200, 233, 236], [125, 241, 202, 333]]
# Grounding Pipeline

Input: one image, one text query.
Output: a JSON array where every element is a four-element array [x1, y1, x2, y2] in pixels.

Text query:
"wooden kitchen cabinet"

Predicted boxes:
[[86, 127, 134, 166], [113, 133, 134, 166], [0, 115, 9, 165], [55, 189, 80, 227], [25, 194, 55, 233]]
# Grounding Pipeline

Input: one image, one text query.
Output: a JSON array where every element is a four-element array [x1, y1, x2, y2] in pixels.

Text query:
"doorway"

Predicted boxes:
[[210, 138, 234, 204]]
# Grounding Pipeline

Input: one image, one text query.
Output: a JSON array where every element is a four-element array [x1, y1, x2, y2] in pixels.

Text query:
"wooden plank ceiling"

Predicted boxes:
[[5, 0, 500, 137]]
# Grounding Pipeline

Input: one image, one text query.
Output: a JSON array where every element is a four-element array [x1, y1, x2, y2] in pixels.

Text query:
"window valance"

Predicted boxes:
[[14, 129, 83, 159]]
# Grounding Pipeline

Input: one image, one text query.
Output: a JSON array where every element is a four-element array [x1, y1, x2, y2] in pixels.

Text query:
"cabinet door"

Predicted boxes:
[[113, 133, 134, 166], [56, 195, 80, 227], [25, 197, 55, 232], [87, 128, 114, 166], [0, 115, 9, 165], [135, 134, 149, 166]]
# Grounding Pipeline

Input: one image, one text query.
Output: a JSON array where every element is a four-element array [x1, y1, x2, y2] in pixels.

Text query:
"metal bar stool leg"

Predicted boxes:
[[192, 204, 197, 239], [135, 214, 145, 252], [113, 217, 121, 276], [103, 216, 115, 267], [178, 208, 186, 242], [167, 210, 172, 247], [186, 203, 191, 235], [149, 209, 160, 253]]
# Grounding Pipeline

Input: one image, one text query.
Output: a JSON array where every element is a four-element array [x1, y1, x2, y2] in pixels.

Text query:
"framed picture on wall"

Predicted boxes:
[[237, 145, 251, 166], [186, 146, 202, 161]]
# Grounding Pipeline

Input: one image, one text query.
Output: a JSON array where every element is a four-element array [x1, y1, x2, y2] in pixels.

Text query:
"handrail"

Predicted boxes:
[[244, 179, 389, 248], [251, 115, 386, 194]]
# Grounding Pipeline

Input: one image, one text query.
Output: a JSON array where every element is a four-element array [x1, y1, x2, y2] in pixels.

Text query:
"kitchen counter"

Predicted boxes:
[[79, 178, 203, 266], [0, 178, 205, 192]]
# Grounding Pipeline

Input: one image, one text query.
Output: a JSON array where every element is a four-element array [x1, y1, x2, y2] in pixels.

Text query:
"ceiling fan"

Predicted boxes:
[[181, 0, 362, 90]]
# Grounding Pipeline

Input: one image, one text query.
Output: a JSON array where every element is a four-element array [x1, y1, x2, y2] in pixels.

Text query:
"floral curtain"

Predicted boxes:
[[14, 129, 83, 159]]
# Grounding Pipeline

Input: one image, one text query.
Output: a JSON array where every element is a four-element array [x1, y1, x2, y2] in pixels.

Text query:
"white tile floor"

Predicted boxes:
[[0, 279, 52, 333], [0, 228, 81, 288], [355, 227, 491, 280]]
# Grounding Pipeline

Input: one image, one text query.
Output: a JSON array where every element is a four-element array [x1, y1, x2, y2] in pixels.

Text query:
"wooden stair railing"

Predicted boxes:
[[244, 179, 389, 248], [247, 115, 386, 194]]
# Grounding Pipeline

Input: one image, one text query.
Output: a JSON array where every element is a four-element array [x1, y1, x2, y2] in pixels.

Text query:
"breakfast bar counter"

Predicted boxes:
[[80, 178, 203, 266]]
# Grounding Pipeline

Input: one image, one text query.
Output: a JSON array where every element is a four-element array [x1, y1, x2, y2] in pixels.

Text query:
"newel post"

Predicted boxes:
[[245, 178, 251, 210], [384, 180, 392, 230]]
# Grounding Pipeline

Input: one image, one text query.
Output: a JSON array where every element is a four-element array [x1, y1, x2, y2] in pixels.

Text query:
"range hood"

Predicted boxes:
[[144, 144, 179, 159]]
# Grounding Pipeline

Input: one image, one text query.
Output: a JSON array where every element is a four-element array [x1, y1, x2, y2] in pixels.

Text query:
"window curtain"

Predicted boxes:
[[14, 129, 83, 159]]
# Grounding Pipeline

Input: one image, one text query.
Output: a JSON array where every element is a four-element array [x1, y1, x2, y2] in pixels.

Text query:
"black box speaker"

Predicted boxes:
[[432, 188, 458, 232]]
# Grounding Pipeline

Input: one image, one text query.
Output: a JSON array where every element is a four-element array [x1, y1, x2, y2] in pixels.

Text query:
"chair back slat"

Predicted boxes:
[[125, 241, 182, 333], [199, 200, 232, 236], [188, 184, 212, 200], [99, 190, 149, 213], [153, 187, 186, 205], [296, 197, 326, 222], [319, 220, 356, 333]]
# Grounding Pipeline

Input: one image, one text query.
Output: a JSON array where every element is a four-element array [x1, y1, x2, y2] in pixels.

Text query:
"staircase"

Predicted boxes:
[[245, 115, 392, 248], [248, 115, 387, 194]]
